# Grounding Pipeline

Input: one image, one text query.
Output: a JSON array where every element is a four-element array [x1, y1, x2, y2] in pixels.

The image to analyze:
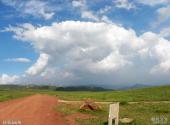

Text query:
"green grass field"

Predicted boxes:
[[56, 102, 170, 125], [0, 90, 33, 102], [0, 85, 170, 125], [0, 85, 170, 102], [53, 85, 170, 102]]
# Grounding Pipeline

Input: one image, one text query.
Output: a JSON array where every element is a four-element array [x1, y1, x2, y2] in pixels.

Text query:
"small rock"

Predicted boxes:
[[80, 98, 101, 111], [120, 118, 134, 123]]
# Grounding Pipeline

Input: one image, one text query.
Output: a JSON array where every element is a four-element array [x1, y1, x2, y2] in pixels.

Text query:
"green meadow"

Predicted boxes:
[[52, 85, 170, 102], [1, 85, 169, 102], [56, 101, 170, 125], [0, 85, 170, 125]]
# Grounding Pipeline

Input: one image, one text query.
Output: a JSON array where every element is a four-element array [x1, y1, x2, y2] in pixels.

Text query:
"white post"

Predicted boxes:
[[108, 102, 119, 125]]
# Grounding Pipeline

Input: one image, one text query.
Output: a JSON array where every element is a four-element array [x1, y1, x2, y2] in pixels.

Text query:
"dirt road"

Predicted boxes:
[[0, 94, 68, 125]]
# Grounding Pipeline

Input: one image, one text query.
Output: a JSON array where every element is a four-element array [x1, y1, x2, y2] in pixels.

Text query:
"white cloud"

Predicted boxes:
[[101, 15, 113, 24], [98, 6, 112, 15], [72, 0, 98, 21], [93, 52, 132, 71], [72, 0, 112, 23], [153, 41, 170, 72], [4, 21, 170, 85], [4, 58, 31, 63], [0, 0, 55, 20], [0, 74, 19, 85], [140, 32, 170, 73], [137, 0, 168, 6], [160, 27, 170, 37], [81, 11, 99, 21], [114, 0, 136, 10], [72, 0, 85, 8], [156, 5, 170, 25], [26, 53, 49, 76]]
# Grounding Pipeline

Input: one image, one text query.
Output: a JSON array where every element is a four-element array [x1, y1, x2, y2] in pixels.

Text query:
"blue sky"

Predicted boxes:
[[0, 0, 170, 86]]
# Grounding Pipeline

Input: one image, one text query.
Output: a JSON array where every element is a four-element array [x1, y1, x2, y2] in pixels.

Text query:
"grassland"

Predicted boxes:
[[0, 85, 169, 125], [0, 90, 34, 102], [37, 85, 170, 102], [0, 85, 170, 102], [56, 102, 170, 125]]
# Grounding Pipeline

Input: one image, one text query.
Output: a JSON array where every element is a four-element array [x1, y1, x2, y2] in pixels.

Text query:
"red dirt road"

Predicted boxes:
[[0, 94, 68, 125]]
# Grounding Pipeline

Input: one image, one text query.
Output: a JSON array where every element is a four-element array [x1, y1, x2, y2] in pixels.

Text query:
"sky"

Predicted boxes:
[[0, 0, 170, 87]]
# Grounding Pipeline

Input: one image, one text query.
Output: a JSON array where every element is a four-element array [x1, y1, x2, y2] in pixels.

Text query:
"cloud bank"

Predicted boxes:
[[2, 21, 170, 86]]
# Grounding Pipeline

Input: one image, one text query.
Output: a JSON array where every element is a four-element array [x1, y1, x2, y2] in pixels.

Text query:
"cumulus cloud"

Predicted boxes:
[[0, 74, 19, 85], [4, 21, 170, 85], [26, 53, 49, 76], [114, 0, 136, 10], [140, 32, 170, 73], [4, 58, 31, 63], [0, 0, 55, 20]]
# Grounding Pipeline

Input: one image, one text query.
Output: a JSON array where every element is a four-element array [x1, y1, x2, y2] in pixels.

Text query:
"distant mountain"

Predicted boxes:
[[130, 84, 149, 89], [116, 84, 150, 90], [0, 84, 24, 90], [0, 84, 162, 91], [0, 84, 57, 90], [55, 86, 112, 91], [25, 85, 56, 90]]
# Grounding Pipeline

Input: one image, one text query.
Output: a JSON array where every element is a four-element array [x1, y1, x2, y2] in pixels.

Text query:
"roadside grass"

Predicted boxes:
[[0, 90, 34, 102], [56, 102, 170, 125], [55, 103, 79, 116], [55, 102, 108, 125], [120, 103, 170, 125]]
